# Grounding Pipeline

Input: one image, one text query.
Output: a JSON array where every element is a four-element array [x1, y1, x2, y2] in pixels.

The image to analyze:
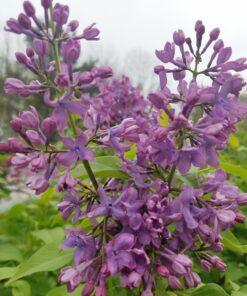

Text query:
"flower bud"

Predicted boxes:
[[196, 24, 205, 48], [8, 138, 25, 152], [194, 20, 203, 32], [33, 39, 49, 57], [200, 259, 212, 273], [156, 265, 170, 277], [236, 193, 247, 206], [211, 242, 224, 252], [42, 117, 57, 141], [191, 272, 201, 287], [154, 65, 165, 74], [30, 154, 46, 171], [78, 72, 94, 85], [175, 254, 193, 268], [10, 118, 23, 133], [213, 39, 224, 52], [148, 92, 167, 109], [41, 0, 52, 9], [0, 142, 9, 153], [61, 39, 81, 64], [184, 273, 194, 288], [194, 20, 205, 48], [67, 20, 79, 32], [173, 29, 185, 46], [92, 66, 113, 79], [27, 176, 49, 195], [82, 23, 100, 40], [235, 212, 246, 224], [5, 18, 23, 34], [168, 275, 181, 290], [211, 256, 227, 272], [82, 282, 95, 296], [18, 13, 32, 29], [95, 282, 107, 296], [15, 52, 28, 64], [54, 3, 69, 26], [26, 130, 44, 146], [23, 1, 36, 17], [210, 28, 220, 41], [217, 47, 232, 65], [26, 47, 35, 58], [12, 153, 30, 168], [19, 107, 40, 129], [185, 37, 192, 45]]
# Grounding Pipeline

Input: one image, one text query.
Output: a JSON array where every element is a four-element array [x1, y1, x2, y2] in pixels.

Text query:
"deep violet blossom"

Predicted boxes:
[[1, 1, 247, 295]]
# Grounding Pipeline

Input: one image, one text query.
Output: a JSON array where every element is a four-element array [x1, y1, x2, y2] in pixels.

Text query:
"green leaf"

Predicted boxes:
[[0, 267, 18, 281], [231, 292, 247, 296], [155, 276, 168, 295], [11, 280, 31, 296], [0, 244, 23, 262], [124, 144, 136, 160], [232, 285, 247, 296], [32, 227, 65, 244], [188, 283, 229, 295], [224, 279, 240, 294], [220, 161, 247, 180], [222, 231, 247, 254], [73, 156, 127, 180], [7, 242, 73, 284], [39, 187, 56, 202], [229, 133, 240, 149], [158, 111, 169, 127], [46, 285, 83, 296], [107, 276, 136, 295]]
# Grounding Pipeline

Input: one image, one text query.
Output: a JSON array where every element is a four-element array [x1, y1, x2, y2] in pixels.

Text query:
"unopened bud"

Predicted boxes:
[[210, 28, 220, 41], [156, 265, 170, 277], [10, 118, 23, 133], [15, 52, 28, 64], [23, 1, 36, 17], [18, 13, 32, 29]]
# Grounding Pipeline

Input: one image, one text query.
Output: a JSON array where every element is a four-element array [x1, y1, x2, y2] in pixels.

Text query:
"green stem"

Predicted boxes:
[[49, 6, 61, 73], [193, 49, 201, 79], [82, 159, 98, 191], [168, 164, 176, 187], [52, 42, 61, 73], [168, 133, 184, 188], [68, 113, 77, 135]]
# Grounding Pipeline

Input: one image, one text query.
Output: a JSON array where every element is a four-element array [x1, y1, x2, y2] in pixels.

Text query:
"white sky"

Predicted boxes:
[[1, 0, 247, 91]]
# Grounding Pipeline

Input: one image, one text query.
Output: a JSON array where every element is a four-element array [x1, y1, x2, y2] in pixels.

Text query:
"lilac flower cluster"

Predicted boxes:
[[1, 1, 247, 295]]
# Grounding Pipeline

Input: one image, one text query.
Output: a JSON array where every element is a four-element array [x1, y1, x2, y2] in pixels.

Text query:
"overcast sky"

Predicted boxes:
[[1, 0, 247, 90]]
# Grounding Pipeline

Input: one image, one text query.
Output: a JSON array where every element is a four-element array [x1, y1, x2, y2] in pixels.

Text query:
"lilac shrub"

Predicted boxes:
[[1, 0, 247, 295]]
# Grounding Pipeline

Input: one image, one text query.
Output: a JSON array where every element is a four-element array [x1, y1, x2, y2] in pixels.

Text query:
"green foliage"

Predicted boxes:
[[6, 243, 73, 284], [187, 283, 230, 295], [73, 155, 127, 180]]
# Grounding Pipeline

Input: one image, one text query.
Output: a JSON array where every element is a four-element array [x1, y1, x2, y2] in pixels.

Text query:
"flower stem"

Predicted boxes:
[[82, 159, 98, 191], [168, 164, 176, 187], [49, 6, 61, 73]]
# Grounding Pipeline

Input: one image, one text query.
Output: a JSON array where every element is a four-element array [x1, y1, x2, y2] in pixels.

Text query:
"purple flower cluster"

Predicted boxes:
[[1, 1, 247, 295]]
